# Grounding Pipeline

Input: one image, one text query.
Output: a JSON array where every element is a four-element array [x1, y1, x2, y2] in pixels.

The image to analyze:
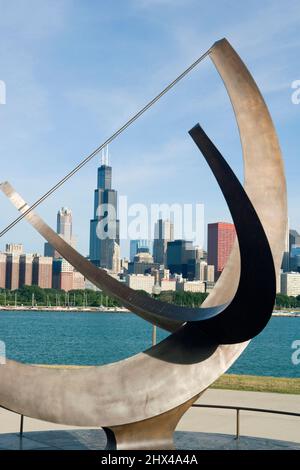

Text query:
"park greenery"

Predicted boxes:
[[212, 374, 300, 394], [275, 293, 300, 308], [0, 285, 120, 307], [0, 285, 299, 309], [0, 285, 209, 308]]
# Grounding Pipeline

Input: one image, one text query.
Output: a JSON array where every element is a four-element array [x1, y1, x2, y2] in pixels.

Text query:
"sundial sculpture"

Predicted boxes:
[[0, 39, 287, 449]]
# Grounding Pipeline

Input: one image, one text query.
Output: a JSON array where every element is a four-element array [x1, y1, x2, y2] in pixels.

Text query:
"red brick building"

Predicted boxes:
[[0, 254, 6, 289], [5, 254, 20, 290], [207, 222, 236, 281], [32, 256, 52, 289]]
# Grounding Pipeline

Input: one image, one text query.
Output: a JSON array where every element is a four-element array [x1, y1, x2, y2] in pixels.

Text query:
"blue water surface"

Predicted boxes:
[[0, 311, 299, 377]]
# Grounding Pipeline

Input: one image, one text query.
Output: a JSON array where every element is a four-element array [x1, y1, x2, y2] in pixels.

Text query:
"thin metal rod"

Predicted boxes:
[[192, 403, 300, 417], [20, 414, 24, 437], [0, 47, 211, 238], [235, 408, 240, 440], [152, 325, 157, 346]]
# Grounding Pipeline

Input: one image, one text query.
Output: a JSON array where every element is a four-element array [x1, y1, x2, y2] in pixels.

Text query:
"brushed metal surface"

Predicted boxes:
[[0, 39, 286, 434], [103, 395, 201, 450]]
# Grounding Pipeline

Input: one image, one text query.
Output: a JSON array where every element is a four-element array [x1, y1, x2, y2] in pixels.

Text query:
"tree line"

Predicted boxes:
[[275, 293, 300, 308], [1, 285, 296, 309], [0, 285, 209, 308]]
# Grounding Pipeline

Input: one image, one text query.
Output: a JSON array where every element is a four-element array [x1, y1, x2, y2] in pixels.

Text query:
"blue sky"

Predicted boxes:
[[0, 0, 299, 257]]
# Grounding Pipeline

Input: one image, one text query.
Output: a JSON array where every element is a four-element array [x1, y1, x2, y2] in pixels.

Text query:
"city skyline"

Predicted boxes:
[[0, 151, 225, 260], [0, 1, 300, 258], [0, 159, 298, 286], [89, 150, 120, 269]]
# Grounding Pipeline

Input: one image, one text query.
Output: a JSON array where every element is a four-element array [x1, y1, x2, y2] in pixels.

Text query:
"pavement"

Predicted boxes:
[[0, 429, 299, 450], [0, 389, 299, 450], [177, 389, 300, 443]]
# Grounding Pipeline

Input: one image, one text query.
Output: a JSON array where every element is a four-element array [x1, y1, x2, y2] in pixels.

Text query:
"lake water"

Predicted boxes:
[[0, 311, 299, 377]]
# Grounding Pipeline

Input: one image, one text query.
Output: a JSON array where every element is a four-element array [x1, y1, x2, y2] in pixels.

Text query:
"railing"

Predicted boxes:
[[0, 405, 25, 437], [0, 404, 299, 440], [191, 403, 300, 439]]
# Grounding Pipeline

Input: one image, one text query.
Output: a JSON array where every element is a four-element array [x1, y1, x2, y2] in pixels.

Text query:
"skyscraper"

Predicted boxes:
[[57, 207, 73, 241], [279, 221, 289, 273], [44, 207, 76, 258], [195, 260, 215, 282], [166, 240, 198, 280], [289, 228, 300, 271], [110, 242, 121, 274], [89, 148, 120, 269], [43, 207, 83, 290], [153, 219, 174, 266], [207, 222, 236, 281]]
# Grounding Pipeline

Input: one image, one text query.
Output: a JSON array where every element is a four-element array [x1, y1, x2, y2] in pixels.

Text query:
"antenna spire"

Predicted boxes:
[[101, 145, 109, 166], [106, 144, 109, 166]]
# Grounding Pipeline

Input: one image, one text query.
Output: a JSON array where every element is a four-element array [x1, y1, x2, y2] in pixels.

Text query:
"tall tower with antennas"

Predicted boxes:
[[100, 145, 109, 166], [89, 146, 120, 269]]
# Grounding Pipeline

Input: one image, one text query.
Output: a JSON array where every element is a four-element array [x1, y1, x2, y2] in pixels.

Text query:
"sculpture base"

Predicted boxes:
[[103, 395, 200, 450]]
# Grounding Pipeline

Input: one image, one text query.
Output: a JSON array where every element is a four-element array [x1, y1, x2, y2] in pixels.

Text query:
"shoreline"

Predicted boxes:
[[0, 306, 130, 312], [0, 306, 299, 316]]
